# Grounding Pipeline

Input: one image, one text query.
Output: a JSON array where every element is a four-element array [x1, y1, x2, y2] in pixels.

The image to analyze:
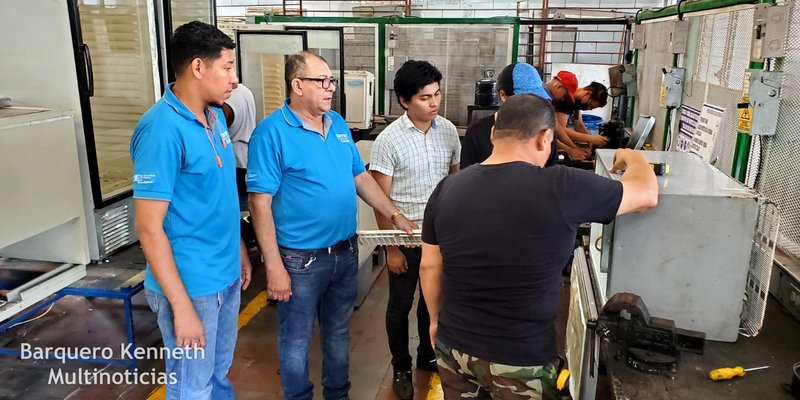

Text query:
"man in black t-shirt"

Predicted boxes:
[[460, 62, 555, 169], [420, 95, 658, 399]]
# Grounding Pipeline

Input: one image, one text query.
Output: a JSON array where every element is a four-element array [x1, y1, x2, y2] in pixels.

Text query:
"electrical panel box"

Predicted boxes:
[[589, 150, 761, 342], [670, 20, 690, 54], [385, 55, 407, 91], [631, 23, 646, 50], [622, 64, 638, 97], [752, 4, 789, 60], [662, 67, 685, 109], [748, 70, 783, 136]]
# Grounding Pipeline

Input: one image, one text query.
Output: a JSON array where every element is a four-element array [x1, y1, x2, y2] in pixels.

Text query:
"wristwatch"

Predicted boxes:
[[390, 210, 404, 223]]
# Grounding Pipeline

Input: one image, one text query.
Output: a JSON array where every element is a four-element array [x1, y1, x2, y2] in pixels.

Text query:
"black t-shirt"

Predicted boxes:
[[422, 162, 622, 366], [460, 114, 496, 169], [460, 113, 559, 169], [552, 97, 576, 116], [553, 98, 581, 128]]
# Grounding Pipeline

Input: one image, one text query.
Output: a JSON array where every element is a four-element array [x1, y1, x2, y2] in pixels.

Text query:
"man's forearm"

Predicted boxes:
[[355, 172, 399, 219], [567, 129, 594, 143], [139, 230, 192, 311], [248, 194, 282, 269], [620, 151, 655, 184], [556, 123, 580, 148], [419, 261, 442, 323], [574, 118, 588, 134]]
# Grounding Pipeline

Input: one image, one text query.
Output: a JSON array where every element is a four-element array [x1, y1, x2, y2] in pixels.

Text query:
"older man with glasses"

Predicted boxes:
[[247, 51, 415, 400]]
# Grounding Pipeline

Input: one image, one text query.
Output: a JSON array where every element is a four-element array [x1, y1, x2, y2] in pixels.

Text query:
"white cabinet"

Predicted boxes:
[[343, 71, 375, 130], [0, 108, 88, 322]]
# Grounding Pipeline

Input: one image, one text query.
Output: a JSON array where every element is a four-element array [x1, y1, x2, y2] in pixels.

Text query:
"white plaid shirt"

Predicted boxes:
[[369, 113, 461, 223]]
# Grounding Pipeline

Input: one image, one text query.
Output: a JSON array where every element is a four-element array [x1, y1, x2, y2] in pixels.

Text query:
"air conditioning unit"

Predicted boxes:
[[341, 70, 375, 130]]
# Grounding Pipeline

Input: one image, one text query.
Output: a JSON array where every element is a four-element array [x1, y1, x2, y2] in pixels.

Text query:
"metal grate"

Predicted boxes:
[[756, 2, 800, 260], [741, 200, 780, 337], [388, 24, 512, 125], [677, 9, 754, 173], [357, 230, 422, 247], [99, 203, 135, 257]]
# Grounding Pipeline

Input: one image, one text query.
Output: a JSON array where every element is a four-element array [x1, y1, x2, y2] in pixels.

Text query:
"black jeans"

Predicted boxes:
[[386, 246, 434, 372]]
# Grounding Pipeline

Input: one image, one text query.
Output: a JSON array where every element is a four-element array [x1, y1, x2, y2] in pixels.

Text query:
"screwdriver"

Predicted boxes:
[[708, 365, 770, 381]]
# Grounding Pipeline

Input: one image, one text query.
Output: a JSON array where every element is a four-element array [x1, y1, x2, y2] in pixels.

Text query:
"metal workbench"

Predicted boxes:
[[601, 294, 800, 399], [0, 262, 145, 370]]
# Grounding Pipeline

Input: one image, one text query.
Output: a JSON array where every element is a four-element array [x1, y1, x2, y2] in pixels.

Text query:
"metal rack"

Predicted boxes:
[[357, 229, 423, 247]]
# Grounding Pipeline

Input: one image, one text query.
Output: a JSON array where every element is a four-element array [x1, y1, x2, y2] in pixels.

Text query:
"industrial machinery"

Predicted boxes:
[[0, 108, 89, 322], [567, 150, 775, 399], [589, 150, 763, 342], [0, 0, 215, 261], [596, 293, 705, 377]]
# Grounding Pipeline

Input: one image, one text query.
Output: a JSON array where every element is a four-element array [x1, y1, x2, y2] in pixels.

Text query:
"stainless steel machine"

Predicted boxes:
[[567, 150, 775, 399]]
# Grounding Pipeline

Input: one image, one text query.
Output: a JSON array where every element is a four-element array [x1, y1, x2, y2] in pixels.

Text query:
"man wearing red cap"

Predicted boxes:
[[548, 71, 610, 158]]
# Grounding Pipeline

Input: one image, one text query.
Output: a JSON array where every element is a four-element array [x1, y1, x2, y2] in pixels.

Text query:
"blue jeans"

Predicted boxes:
[[278, 240, 359, 400], [145, 278, 241, 400]]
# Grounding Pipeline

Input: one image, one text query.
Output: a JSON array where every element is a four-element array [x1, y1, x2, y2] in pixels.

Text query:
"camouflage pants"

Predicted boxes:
[[435, 338, 558, 400]]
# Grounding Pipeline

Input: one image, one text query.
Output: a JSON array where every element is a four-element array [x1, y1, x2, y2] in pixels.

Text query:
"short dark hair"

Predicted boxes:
[[394, 60, 442, 109], [496, 63, 517, 96], [493, 94, 555, 140], [171, 21, 235, 75], [585, 81, 609, 108], [285, 51, 328, 85]]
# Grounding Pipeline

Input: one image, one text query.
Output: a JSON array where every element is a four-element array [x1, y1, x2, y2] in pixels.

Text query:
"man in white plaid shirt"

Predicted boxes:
[[369, 60, 460, 400]]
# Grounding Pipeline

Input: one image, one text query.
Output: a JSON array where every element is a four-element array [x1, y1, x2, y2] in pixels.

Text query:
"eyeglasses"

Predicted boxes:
[[298, 76, 338, 89]]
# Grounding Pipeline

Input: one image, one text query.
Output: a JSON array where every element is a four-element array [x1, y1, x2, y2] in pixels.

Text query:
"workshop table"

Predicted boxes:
[[0, 265, 145, 370], [601, 296, 800, 399]]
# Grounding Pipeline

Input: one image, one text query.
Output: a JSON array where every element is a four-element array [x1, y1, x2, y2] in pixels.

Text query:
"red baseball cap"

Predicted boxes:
[[555, 70, 578, 101]]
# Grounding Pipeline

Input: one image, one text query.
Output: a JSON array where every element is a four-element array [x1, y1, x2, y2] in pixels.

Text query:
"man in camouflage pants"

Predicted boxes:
[[436, 339, 558, 399], [419, 94, 658, 399]]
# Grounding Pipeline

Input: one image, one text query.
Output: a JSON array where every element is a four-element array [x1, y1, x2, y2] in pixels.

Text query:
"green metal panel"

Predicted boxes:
[[378, 21, 385, 113], [637, 0, 773, 23], [511, 21, 520, 62]]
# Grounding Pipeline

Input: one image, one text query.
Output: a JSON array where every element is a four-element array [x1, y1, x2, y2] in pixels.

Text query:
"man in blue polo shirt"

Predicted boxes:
[[130, 21, 246, 399], [247, 51, 415, 400]]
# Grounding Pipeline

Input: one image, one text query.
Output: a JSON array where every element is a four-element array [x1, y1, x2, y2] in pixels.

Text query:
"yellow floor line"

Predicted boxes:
[[427, 372, 444, 400], [237, 291, 269, 330], [146, 290, 270, 400]]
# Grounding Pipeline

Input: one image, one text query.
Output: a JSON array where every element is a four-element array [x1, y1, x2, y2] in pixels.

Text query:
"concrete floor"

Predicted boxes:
[[0, 246, 437, 400], [1, 245, 798, 399]]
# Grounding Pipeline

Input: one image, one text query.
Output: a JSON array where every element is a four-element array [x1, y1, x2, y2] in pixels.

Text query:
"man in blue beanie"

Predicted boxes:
[[461, 62, 554, 168]]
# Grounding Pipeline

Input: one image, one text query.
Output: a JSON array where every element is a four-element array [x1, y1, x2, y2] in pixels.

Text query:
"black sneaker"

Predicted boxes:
[[417, 358, 438, 373], [392, 370, 413, 400]]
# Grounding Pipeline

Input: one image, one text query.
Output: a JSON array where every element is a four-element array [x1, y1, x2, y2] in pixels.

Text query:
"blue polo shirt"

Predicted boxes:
[[247, 100, 365, 249], [130, 83, 240, 297]]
